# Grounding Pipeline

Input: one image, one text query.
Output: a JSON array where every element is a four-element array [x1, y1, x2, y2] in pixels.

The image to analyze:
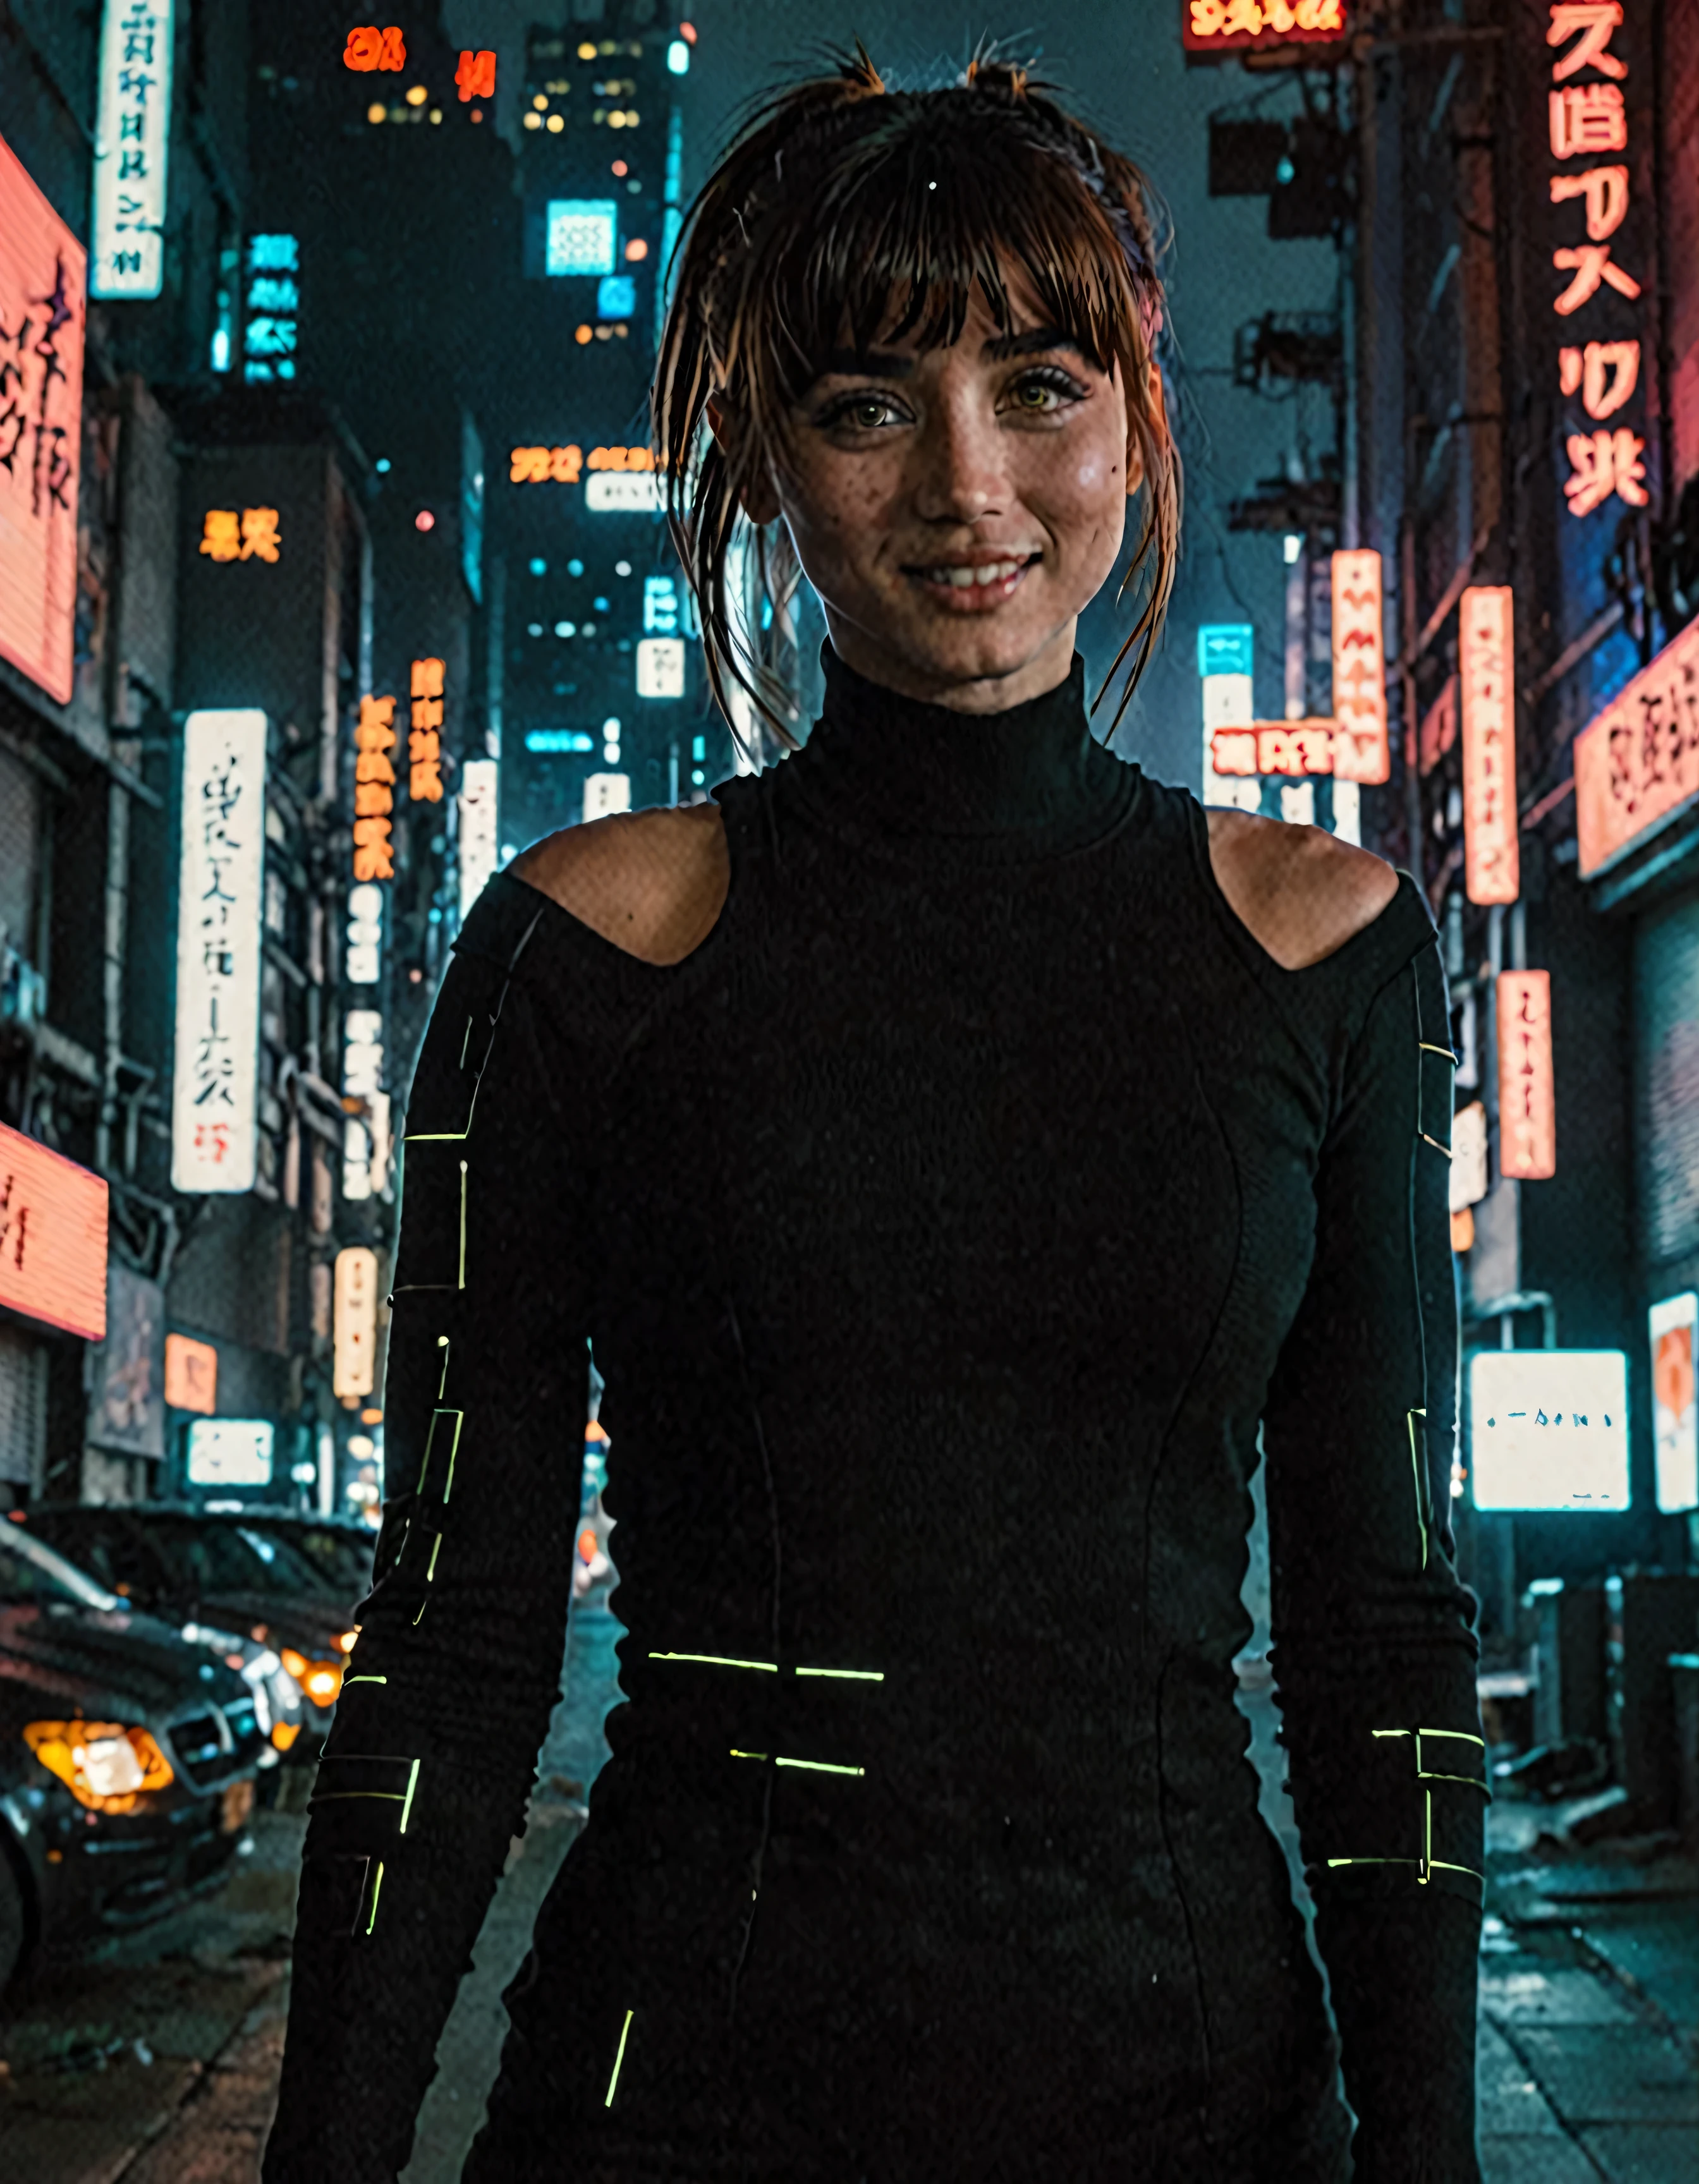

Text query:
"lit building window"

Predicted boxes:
[[668, 40, 690, 74]]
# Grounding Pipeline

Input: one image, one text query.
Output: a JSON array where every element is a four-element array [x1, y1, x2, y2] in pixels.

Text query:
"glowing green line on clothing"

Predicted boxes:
[[1420, 1132, 1452, 1159], [344, 1675, 387, 1687], [425, 1534, 442, 1583], [460, 1016, 473, 1069], [649, 1652, 777, 1672], [1324, 1857, 1483, 1883], [775, 1756, 865, 1776], [795, 1666, 884, 1681], [1419, 1043, 1459, 1062], [1407, 1410, 1429, 1572], [399, 1757, 420, 1835], [418, 1409, 465, 1500], [729, 1749, 768, 1761], [605, 2010, 634, 2107], [436, 1335, 451, 1399], [365, 1860, 385, 1934], [458, 1161, 468, 1289]]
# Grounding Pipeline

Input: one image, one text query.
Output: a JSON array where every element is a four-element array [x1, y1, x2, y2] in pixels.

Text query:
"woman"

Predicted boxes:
[[265, 51, 1486, 2183]]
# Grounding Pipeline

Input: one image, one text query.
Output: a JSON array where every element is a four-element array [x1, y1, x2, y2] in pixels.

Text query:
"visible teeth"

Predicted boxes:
[[926, 559, 1022, 588]]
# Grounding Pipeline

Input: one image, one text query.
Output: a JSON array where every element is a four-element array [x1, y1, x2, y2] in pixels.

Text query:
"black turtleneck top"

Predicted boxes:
[[265, 651, 1485, 2184]]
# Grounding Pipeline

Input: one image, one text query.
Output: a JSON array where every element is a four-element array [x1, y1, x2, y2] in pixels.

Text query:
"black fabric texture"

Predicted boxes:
[[264, 648, 1485, 2183]]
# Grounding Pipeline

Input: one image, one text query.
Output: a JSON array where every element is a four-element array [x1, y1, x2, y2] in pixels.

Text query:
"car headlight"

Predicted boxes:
[[23, 1720, 174, 1813]]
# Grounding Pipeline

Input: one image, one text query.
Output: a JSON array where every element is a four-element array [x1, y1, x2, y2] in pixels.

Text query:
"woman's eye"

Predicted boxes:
[[825, 395, 901, 431]]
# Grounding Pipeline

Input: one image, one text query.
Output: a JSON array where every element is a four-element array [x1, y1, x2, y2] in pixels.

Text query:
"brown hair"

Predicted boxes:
[[652, 46, 1181, 762]]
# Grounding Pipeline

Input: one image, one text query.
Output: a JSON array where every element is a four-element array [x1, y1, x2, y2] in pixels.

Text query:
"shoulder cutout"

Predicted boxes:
[[1205, 809, 1399, 973], [509, 800, 729, 967]]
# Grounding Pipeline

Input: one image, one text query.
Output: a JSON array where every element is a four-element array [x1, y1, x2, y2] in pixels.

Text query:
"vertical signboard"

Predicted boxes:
[[1649, 1292, 1699, 1514], [89, 1263, 165, 1459], [1330, 550, 1389, 784], [332, 1246, 379, 1400], [0, 1122, 109, 1340], [1545, 2, 1651, 528], [459, 757, 499, 916], [90, 0, 175, 301], [1198, 623, 1260, 813], [1573, 610, 1699, 876], [172, 710, 267, 1194], [1497, 968, 1557, 1180], [163, 1331, 217, 1413], [0, 130, 87, 707], [1459, 586, 1519, 904]]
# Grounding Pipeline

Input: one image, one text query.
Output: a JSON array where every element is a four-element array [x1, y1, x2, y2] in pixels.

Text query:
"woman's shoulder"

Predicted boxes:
[[1204, 807, 1402, 973], [506, 799, 730, 968]]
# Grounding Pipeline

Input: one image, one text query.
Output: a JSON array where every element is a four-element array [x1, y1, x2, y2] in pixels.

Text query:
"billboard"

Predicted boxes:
[[0, 1122, 109, 1340], [546, 200, 618, 276], [0, 127, 87, 706], [332, 1246, 379, 1400], [164, 1331, 217, 1414], [171, 710, 267, 1194], [88, 1263, 165, 1459], [1574, 609, 1699, 877], [1650, 1292, 1699, 1515], [1469, 1349, 1628, 1512], [90, 0, 175, 301], [185, 1418, 274, 1489]]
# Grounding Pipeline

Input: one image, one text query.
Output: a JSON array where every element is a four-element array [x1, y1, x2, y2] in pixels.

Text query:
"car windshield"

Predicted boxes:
[[253, 1522, 373, 1595], [0, 1526, 121, 1610], [138, 1516, 326, 1599]]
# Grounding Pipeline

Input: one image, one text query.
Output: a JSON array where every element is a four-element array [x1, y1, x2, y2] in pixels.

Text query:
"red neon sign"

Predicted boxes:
[[0, 1122, 108, 1341], [1183, 0, 1347, 54]]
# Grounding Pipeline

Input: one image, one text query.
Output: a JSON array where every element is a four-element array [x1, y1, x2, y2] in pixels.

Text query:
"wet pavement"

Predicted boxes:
[[3, 1599, 1695, 2180]]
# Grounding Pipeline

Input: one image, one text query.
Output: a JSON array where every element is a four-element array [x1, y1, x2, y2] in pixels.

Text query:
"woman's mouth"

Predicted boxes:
[[904, 553, 1040, 611]]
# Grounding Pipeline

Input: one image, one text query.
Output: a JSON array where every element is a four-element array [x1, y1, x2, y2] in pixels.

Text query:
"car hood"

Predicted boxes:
[[0, 1599, 248, 1726]]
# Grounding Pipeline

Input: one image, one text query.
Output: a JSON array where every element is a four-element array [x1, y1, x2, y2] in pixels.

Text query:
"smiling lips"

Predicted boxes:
[[906, 552, 1039, 610]]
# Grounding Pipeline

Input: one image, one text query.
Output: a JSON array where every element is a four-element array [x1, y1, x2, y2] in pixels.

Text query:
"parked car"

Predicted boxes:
[[228, 1508, 376, 1603], [18, 1504, 360, 1757], [0, 1523, 268, 1989]]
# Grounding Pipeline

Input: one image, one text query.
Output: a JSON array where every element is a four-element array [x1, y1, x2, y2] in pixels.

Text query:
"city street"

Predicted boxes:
[[3, 1625, 1694, 2182]]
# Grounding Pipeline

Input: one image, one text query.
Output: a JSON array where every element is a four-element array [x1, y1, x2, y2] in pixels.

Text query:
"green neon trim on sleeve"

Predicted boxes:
[[1419, 1043, 1459, 1062], [425, 1534, 442, 1583], [1407, 1410, 1430, 1572], [728, 1749, 769, 1761], [344, 1674, 388, 1686], [460, 1015, 473, 1069], [604, 2008, 634, 2107], [436, 1335, 451, 1398], [365, 1859, 385, 1935], [1324, 1856, 1483, 1883], [457, 1161, 468, 1289], [794, 1666, 885, 1680], [775, 1756, 866, 1776], [649, 1652, 777, 1672], [399, 1756, 420, 1835], [418, 1408, 465, 1498]]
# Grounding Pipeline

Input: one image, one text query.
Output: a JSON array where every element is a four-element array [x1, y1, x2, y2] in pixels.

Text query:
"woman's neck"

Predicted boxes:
[[820, 612, 1081, 715]]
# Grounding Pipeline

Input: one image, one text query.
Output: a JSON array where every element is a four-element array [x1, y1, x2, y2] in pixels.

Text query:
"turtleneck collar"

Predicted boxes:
[[777, 643, 1138, 863]]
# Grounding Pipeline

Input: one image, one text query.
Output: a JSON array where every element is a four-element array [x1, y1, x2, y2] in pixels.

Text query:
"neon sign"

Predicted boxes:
[[1548, 3, 1647, 518], [353, 696, 397, 882], [1573, 607, 1699, 875], [1209, 720, 1337, 777], [1184, 0, 1346, 55], [198, 507, 280, 563], [92, 0, 174, 301], [456, 49, 496, 100], [343, 27, 406, 71], [171, 712, 265, 1195], [1459, 586, 1519, 906], [0, 1122, 109, 1341], [409, 657, 445, 802], [509, 442, 657, 483], [1330, 550, 1389, 784], [1497, 969, 1556, 1180]]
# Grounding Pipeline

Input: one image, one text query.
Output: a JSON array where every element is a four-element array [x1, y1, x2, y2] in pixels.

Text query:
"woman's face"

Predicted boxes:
[[743, 270, 1147, 715]]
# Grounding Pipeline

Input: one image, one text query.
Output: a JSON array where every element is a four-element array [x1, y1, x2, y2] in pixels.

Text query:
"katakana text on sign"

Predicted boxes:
[[457, 49, 496, 100], [343, 26, 406, 71]]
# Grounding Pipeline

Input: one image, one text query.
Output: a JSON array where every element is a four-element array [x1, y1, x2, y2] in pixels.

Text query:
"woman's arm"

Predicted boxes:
[[264, 889, 592, 2184], [1262, 936, 1487, 2184]]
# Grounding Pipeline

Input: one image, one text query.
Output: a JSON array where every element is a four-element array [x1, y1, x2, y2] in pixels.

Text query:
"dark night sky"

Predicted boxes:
[[445, 0, 1343, 789]]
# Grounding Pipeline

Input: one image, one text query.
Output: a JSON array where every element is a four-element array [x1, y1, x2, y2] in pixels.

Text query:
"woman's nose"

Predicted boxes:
[[910, 397, 1007, 525]]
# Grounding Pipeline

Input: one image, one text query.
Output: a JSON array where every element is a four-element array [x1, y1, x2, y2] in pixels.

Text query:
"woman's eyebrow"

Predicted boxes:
[[983, 326, 1085, 361]]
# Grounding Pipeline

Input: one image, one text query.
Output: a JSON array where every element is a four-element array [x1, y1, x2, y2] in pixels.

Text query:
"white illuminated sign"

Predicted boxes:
[[172, 710, 266, 1195], [1451, 1099, 1489, 1212], [91, 0, 175, 300], [1469, 1349, 1629, 1512], [583, 773, 631, 822], [636, 636, 686, 698], [1200, 672, 1259, 814], [346, 882, 382, 985], [546, 199, 617, 276], [459, 758, 500, 918], [1650, 1292, 1699, 1515], [342, 1007, 384, 1201], [332, 1245, 379, 1400], [586, 473, 663, 514], [185, 1417, 274, 1488]]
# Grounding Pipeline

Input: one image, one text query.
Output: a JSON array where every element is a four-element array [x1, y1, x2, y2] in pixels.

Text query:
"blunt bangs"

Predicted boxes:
[[654, 49, 1181, 762]]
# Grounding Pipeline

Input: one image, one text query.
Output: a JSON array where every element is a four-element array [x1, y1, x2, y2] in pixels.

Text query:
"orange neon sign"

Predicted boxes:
[[1183, 0, 1346, 54], [1497, 970, 1556, 1181], [353, 695, 397, 882], [1330, 550, 1389, 784], [409, 657, 445, 803], [198, 507, 281, 563], [343, 27, 406, 71], [456, 49, 496, 100], [0, 1122, 108, 1340], [1209, 720, 1337, 777], [1573, 609, 1699, 875], [509, 443, 658, 484], [164, 1332, 217, 1414], [1459, 586, 1519, 906]]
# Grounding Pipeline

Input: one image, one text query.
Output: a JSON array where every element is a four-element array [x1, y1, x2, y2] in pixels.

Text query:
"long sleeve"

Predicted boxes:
[[264, 887, 593, 2184], [1262, 936, 1487, 2184]]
